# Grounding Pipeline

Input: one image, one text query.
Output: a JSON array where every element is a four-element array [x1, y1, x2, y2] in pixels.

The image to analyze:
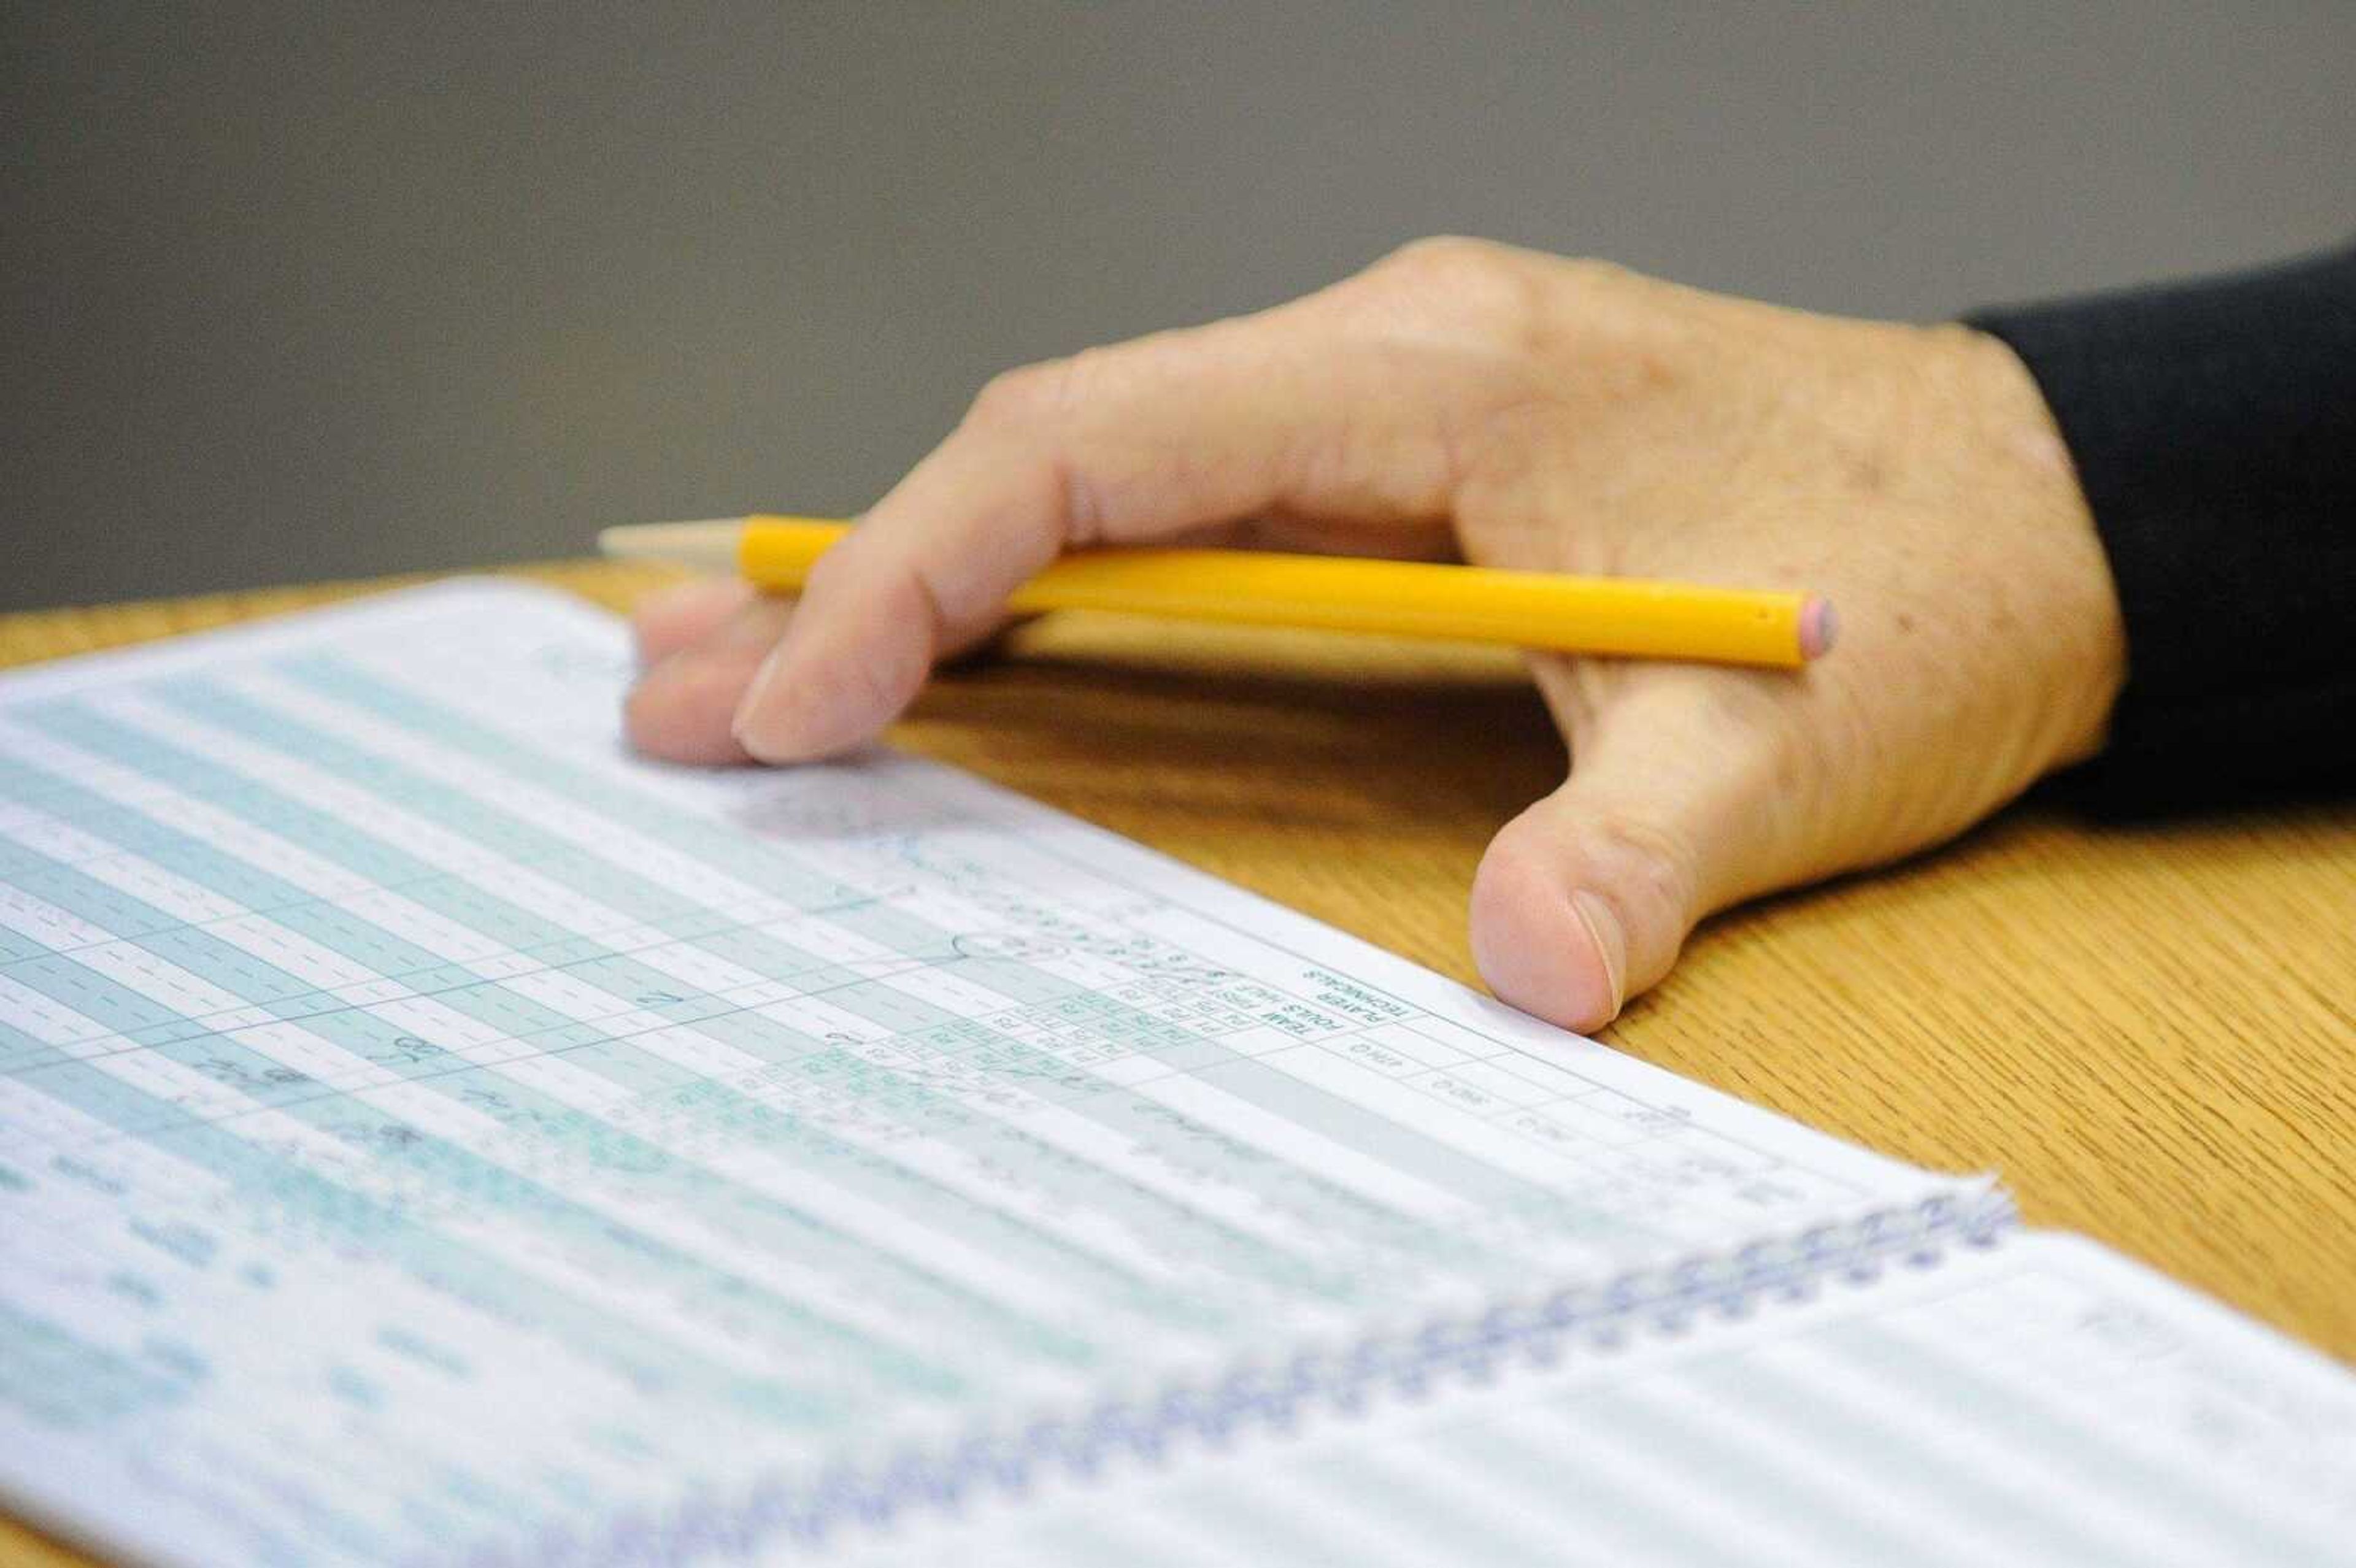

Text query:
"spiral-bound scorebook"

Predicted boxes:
[[0, 583, 2349, 1568]]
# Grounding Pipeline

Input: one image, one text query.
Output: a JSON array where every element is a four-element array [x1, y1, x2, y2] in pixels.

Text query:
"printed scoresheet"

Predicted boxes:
[[0, 583, 1958, 1566]]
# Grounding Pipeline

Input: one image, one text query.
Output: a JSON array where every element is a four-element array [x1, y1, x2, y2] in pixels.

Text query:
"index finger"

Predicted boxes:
[[722, 305, 1458, 763]]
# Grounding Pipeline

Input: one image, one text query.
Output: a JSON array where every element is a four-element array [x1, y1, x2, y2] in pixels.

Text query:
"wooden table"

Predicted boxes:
[[5, 561, 2352, 1566]]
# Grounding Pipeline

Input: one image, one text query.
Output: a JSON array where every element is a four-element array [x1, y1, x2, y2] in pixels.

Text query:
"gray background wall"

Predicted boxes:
[[7, 2, 2354, 612]]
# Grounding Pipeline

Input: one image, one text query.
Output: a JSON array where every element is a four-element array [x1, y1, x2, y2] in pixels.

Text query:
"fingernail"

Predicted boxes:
[[730, 642, 812, 761], [1568, 890, 1627, 1018]]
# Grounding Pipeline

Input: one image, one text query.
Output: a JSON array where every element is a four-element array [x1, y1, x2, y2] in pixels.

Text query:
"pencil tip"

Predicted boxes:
[[597, 520, 745, 573]]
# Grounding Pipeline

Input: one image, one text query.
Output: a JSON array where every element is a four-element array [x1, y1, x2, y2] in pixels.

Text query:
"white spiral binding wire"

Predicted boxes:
[[466, 1184, 2016, 1567]]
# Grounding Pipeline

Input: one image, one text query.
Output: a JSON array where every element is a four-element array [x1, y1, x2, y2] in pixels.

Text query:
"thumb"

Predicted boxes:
[[1468, 670, 1796, 1032]]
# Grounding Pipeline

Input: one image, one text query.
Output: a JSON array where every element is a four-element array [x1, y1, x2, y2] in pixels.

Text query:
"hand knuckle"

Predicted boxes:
[[1381, 233, 1507, 274], [1358, 235, 1552, 351], [968, 358, 1075, 427], [1367, 236, 1519, 300], [1550, 253, 1632, 293]]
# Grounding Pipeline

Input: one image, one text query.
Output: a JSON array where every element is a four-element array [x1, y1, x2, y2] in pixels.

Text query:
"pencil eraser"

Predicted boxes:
[[1798, 597, 1838, 660]]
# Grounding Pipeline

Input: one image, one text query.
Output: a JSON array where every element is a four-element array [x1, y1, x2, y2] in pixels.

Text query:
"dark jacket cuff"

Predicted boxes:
[[1966, 243, 2356, 813]]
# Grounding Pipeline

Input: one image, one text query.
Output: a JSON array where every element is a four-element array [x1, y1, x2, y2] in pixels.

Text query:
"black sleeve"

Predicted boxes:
[[1965, 242, 2356, 813]]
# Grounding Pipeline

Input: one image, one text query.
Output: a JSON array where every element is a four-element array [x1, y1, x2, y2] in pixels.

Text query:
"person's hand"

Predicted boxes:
[[625, 239, 2126, 1032]]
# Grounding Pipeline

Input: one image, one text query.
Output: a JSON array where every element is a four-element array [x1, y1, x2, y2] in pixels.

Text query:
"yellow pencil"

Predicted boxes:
[[599, 515, 1837, 667]]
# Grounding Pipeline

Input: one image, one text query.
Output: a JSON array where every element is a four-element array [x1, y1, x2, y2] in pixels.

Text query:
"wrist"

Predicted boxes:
[[1951, 324, 2128, 775]]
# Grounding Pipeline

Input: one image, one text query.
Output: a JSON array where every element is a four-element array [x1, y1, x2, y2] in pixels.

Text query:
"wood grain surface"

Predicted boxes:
[[4, 561, 2351, 1567]]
